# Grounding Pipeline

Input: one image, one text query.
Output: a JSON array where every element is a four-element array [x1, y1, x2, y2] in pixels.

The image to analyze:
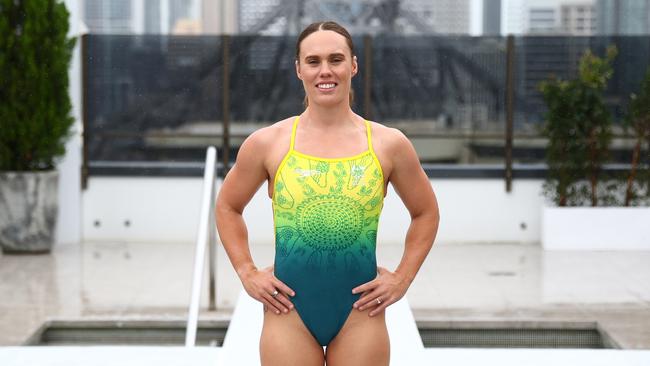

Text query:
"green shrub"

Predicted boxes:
[[539, 46, 617, 207], [0, 0, 76, 171]]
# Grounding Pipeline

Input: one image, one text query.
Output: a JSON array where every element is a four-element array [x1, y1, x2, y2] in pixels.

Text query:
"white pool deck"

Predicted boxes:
[[1, 241, 650, 364], [2, 292, 650, 365]]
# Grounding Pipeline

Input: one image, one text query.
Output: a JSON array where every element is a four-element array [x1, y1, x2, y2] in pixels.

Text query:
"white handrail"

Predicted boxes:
[[185, 146, 218, 347]]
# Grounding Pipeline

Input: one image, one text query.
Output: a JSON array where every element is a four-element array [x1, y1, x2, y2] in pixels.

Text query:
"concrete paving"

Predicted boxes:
[[1, 241, 649, 351]]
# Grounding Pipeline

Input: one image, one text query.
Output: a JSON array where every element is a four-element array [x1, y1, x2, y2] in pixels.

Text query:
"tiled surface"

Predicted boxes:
[[1, 242, 649, 348]]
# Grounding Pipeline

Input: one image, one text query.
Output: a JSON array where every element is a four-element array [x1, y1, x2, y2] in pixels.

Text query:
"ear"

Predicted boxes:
[[352, 55, 358, 77], [295, 60, 302, 80]]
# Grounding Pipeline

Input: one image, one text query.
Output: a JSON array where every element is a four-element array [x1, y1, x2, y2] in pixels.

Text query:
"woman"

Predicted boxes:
[[216, 21, 439, 366]]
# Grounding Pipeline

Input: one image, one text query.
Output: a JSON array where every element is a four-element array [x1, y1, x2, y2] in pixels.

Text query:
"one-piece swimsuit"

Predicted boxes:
[[271, 116, 385, 346]]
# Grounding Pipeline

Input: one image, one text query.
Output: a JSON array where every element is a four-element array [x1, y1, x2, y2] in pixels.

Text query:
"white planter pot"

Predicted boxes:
[[541, 205, 650, 250], [0, 170, 59, 253]]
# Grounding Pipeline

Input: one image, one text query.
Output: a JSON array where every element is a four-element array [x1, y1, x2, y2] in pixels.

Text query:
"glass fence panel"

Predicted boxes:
[[84, 35, 222, 163], [82, 35, 650, 175], [371, 35, 507, 165], [513, 36, 650, 164]]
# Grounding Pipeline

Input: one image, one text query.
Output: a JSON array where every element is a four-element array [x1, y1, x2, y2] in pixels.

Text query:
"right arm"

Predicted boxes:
[[215, 128, 294, 315]]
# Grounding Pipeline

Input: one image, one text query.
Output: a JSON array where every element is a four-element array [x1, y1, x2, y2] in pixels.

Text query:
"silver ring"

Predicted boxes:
[[271, 290, 279, 298], [376, 298, 382, 305]]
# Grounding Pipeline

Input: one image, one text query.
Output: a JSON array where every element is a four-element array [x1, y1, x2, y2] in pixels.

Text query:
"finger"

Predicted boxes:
[[259, 297, 280, 315], [263, 291, 289, 314], [369, 300, 390, 317], [260, 295, 282, 315], [354, 289, 381, 309], [362, 295, 388, 313], [274, 292, 295, 310], [272, 278, 296, 297], [377, 266, 388, 274], [352, 279, 377, 295]]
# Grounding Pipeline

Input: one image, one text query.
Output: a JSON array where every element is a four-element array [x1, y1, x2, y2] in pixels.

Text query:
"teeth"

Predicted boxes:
[[318, 83, 335, 89]]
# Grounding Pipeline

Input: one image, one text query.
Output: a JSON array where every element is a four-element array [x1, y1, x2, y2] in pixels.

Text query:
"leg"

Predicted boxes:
[[325, 308, 390, 366], [260, 305, 325, 366]]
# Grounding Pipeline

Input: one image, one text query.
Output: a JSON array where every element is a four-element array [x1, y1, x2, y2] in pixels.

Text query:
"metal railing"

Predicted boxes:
[[185, 146, 218, 347]]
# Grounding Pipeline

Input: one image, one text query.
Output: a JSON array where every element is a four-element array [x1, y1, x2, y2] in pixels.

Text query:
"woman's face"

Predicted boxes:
[[296, 30, 358, 108]]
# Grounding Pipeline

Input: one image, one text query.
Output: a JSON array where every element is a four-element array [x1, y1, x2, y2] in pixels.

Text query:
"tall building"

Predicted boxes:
[[528, 6, 557, 33], [560, 2, 596, 35], [483, 0, 502, 35], [143, 0, 161, 33], [237, 0, 471, 35], [403, 0, 470, 34], [84, 0, 133, 33], [502, 0, 526, 34], [82, 0, 201, 34], [238, 0, 287, 34], [208, 0, 237, 34], [501, 0, 595, 35], [597, 0, 650, 35]]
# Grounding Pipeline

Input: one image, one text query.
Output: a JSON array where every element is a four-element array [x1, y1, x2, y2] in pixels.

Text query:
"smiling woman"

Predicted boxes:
[[294, 22, 357, 108], [215, 20, 440, 366]]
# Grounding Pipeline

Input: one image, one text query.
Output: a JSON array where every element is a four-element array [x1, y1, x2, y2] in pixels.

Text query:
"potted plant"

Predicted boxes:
[[539, 47, 650, 250], [0, 0, 76, 253]]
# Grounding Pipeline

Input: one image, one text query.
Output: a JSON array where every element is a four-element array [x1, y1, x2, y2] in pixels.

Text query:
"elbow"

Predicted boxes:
[[411, 202, 440, 224], [215, 196, 243, 220]]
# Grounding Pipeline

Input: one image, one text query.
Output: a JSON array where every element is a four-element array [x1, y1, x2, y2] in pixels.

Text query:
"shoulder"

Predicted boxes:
[[367, 121, 412, 155], [238, 116, 295, 155]]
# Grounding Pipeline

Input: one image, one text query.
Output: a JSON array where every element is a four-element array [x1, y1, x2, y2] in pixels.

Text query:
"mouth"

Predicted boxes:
[[316, 82, 337, 91]]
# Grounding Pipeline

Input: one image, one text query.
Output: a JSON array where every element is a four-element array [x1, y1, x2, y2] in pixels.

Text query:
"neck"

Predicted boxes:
[[302, 103, 358, 130]]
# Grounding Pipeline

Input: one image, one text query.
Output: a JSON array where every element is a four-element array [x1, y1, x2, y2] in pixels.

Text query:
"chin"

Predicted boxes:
[[310, 95, 347, 108]]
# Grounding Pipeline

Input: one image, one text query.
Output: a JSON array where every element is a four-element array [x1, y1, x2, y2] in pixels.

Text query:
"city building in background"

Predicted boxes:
[[560, 2, 596, 35], [83, 0, 202, 34], [501, 0, 595, 35], [237, 0, 472, 35], [527, 5, 558, 34], [81, 0, 650, 37], [483, 0, 502, 35], [597, 0, 650, 35], [501, 0, 526, 34], [83, 0, 134, 33], [82, 0, 474, 35]]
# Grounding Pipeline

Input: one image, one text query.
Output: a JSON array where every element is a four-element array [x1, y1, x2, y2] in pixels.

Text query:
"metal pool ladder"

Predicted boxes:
[[185, 146, 218, 346]]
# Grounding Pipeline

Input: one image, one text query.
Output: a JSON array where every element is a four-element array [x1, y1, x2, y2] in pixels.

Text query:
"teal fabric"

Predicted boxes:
[[272, 117, 385, 346]]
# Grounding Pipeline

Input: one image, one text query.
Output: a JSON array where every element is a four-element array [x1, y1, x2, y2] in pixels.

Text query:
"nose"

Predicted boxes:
[[319, 61, 332, 76]]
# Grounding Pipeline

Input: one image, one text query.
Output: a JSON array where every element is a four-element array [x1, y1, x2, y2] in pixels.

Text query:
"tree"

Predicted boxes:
[[539, 46, 617, 207], [624, 67, 650, 206], [0, 0, 76, 171]]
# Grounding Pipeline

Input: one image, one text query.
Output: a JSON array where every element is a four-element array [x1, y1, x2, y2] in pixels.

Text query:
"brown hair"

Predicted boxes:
[[295, 21, 356, 107]]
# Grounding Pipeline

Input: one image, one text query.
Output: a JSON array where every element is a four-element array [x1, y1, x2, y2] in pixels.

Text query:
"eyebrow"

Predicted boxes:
[[304, 52, 347, 60]]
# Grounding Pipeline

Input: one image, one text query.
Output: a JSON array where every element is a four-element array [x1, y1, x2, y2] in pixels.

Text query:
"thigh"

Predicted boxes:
[[260, 305, 325, 366], [325, 308, 390, 366]]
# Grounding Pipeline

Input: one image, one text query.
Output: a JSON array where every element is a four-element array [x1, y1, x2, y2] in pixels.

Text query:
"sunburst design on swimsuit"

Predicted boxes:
[[272, 118, 385, 263], [271, 117, 386, 346], [296, 194, 364, 251]]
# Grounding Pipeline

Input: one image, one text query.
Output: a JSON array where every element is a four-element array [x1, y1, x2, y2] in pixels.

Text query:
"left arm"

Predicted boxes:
[[352, 128, 440, 316]]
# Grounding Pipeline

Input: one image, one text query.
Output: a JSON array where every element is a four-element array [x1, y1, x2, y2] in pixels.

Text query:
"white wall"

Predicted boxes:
[[82, 177, 546, 245], [56, 0, 83, 245], [82, 178, 204, 243]]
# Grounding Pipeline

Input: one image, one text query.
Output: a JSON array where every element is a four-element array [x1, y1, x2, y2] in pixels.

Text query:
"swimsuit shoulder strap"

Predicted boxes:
[[364, 119, 375, 153], [289, 116, 299, 151]]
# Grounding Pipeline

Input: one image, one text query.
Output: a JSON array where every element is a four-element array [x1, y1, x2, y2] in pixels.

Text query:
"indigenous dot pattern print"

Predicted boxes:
[[271, 116, 385, 346]]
